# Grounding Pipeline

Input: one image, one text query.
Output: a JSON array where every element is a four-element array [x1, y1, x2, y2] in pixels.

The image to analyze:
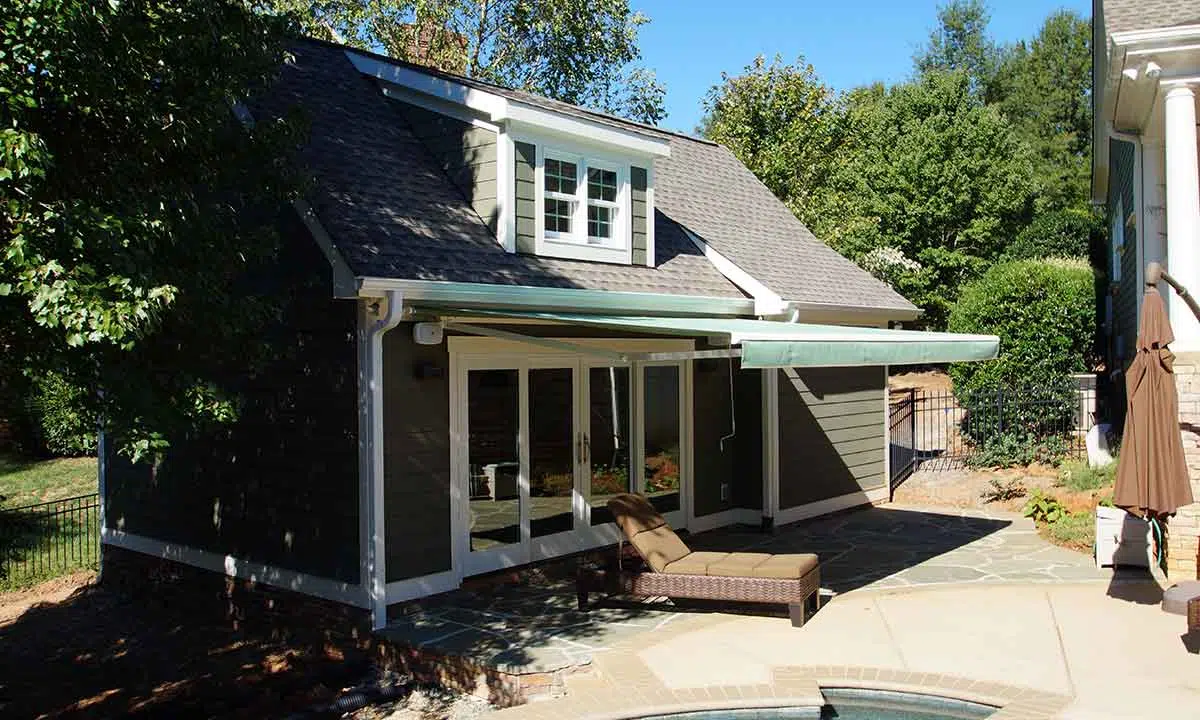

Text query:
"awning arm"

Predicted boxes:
[[444, 322, 630, 362], [637, 348, 742, 362]]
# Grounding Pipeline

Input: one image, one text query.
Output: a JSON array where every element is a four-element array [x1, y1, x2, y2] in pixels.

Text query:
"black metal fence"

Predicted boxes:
[[889, 385, 1096, 474], [0, 493, 100, 589]]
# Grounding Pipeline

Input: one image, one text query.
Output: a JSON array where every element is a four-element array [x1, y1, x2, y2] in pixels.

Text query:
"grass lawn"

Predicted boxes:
[[0, 453, 98, 508]]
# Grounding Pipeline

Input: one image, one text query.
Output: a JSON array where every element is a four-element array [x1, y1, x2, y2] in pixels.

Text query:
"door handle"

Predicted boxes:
[[582, 433, 590, 464]]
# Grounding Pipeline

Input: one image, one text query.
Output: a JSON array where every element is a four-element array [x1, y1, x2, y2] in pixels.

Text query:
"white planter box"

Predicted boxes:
[[1095, 505, 1153, 569]]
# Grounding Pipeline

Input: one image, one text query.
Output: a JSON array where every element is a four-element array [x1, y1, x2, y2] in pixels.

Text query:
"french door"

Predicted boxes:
[[453, 348, 688, 577]]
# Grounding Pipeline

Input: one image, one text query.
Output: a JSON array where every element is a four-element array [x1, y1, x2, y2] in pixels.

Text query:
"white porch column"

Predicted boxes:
[[1165, 85, 1200, 351]]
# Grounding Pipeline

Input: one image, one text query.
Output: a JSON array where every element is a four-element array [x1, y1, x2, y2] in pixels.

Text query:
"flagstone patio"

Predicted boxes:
[[379, 503, 1120, 691]]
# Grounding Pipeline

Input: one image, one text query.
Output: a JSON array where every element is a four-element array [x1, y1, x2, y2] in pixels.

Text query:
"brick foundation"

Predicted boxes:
[[1171, 356, 1200, 581]]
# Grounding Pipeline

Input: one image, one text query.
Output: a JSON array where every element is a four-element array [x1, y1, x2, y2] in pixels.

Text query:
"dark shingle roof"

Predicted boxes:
[[255, 41, 744, 299], [256, 40, 916, 313], [655, 138, 915, 311]]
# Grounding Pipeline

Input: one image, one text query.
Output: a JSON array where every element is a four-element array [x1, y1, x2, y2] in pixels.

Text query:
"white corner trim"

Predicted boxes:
[[101, 529, 366, 608], [344, 50, 669, 158], [681, 227, 788, 316], [294, 199, 358, 298], [497, 131, 515, 252], [882, 365, 891, 497], [762, 369, 780, 520], [773, 485, 890, 528]]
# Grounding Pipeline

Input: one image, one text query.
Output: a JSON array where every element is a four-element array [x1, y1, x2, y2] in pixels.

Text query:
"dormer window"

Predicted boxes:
[[537, 149, 630, 263]]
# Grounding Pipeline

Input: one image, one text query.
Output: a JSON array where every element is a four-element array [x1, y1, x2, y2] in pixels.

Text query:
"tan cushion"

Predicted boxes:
[[751, 553, 819, 580], [608, 493, 667, 537], [629, 525, 692, 572], [706, 552, 772, 577], [663, 551, 729, 575]]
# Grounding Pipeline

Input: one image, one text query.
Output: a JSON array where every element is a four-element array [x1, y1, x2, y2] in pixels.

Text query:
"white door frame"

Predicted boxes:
[[447, 336, 693, 579]]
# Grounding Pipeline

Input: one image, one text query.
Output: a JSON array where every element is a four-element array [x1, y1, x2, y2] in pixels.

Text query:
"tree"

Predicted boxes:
[[825, 71, 1037, 327], [914, 0, 1001, 97], [991, 10, 1092, 213], [699, 55, 844, 235], [1, 1, 303, 459], [263, 0, 666, 124]]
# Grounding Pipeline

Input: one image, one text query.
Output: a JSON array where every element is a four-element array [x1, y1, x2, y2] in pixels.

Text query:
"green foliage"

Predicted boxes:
[[980, 476, 1027, 503], [949, 258, 1096, 418], [263, 0, 666, 123], [1023, 489, 1066, 523], [966, 432, 1071, 468], [1, 1, 304, 460], [30, 372, 95, 457], [1042, 509, 1094, 552], [990, 11, 1093, 213], [699, 55, 843, 234], [1056, 458, 1116, 493], [1003, 209, 1104, 263], [914, 0, 999, 96]]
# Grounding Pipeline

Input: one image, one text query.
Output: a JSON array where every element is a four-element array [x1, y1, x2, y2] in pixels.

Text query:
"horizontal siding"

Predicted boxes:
[[515, 141, 537, 254], [631, 166, 649, 266], [394, 100, 499, 234], [777, 366, 886, 510]]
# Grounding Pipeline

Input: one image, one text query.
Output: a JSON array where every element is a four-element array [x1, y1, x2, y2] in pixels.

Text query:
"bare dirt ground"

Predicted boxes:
[[888, 368, 953, 394], [893, 464, 1061, 513], [0, 574, 491, 719]]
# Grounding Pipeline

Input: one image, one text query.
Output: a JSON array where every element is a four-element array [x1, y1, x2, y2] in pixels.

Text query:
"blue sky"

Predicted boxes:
[[635, 0, 1092, 133]]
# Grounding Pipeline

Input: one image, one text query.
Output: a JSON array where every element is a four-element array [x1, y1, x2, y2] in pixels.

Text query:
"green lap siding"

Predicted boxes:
[[515, 141, 537, 254], [1109, 138, 1138, 370], [777, 367, 886, 509], [382, 327, 453, 582], [394, 100, 500, 234], [631, 166, 649, 266], [103, 215, 361, 584]]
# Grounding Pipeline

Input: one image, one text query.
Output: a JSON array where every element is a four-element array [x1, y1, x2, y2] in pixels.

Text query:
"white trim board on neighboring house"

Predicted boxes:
[[772, 485, 890, 528], [102, 529, 366, 608]]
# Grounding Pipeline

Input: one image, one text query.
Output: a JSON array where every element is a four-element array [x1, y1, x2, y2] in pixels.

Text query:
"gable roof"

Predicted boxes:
[[255, 39, 917, 316]]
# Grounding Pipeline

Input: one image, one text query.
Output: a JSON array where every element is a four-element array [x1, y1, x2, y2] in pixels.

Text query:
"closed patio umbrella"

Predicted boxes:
[[1113, 288, 1195, 519]]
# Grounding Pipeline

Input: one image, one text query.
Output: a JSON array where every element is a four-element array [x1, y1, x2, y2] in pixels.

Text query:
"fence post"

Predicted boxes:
[[996, 387, 1004, 434]]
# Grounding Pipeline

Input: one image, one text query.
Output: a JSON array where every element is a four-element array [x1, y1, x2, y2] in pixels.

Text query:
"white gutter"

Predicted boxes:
[[359, 290, 404, 629]]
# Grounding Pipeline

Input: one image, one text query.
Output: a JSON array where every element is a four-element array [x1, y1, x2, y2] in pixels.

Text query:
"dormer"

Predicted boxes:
[[345, 49, 669, 267]]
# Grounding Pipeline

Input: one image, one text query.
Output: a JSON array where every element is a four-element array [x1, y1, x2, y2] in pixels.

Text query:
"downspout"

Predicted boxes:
[[360, 290, 404, 629]]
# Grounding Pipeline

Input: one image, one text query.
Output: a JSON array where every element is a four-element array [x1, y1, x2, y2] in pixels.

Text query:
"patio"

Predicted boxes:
[[380, 503, 1116, 689]]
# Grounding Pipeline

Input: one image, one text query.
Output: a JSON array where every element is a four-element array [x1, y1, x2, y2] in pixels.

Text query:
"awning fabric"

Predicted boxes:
[[461, 311, 998, 368]]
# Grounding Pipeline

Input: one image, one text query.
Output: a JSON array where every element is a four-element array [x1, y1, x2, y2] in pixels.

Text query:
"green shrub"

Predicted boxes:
[[1056, 457, 1116, 492], [949, 259, 1097, 460], [30, 373, 97, 457], [966, 433, 1071, 468], [1042, 510, 1095, 552], [1003, 209, 1104, 264], [1023, 489, 1067, 523]]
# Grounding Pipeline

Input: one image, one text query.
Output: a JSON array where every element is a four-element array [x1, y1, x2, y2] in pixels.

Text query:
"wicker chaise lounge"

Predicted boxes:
[[577, 493, 821, 627]]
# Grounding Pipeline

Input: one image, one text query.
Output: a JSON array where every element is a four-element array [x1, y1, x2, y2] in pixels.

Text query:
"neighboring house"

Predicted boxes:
[[100, 39, 998, 629], [1092, 0, 1200, 579]]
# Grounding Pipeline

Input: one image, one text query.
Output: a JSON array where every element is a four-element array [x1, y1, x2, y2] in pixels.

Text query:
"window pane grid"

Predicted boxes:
[[587, 168, 617, 202], [545, 158, 577, 195]]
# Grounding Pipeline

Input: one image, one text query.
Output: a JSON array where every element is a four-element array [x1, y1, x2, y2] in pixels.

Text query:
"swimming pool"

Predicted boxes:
[[636, 688, 997, 720]]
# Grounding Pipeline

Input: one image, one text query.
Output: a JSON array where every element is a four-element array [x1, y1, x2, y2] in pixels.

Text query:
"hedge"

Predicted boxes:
[[948, 258, 1097, 462]]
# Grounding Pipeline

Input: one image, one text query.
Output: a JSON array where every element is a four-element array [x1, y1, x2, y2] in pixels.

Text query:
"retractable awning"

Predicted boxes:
[[445, 311, 998, 368]]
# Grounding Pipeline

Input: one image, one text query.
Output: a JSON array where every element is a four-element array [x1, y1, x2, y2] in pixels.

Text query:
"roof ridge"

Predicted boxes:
[[292, 36, 720, 147]]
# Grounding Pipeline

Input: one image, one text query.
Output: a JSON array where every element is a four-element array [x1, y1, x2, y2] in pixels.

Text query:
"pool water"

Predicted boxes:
[[638, 688, 997, 720]]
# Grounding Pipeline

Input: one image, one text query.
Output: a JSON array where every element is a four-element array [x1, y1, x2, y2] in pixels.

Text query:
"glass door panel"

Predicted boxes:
[[588, 366, 632, 525], [643, 365, 682, 515], [466, 369, 521, 552], [529, 367, 577, 538]]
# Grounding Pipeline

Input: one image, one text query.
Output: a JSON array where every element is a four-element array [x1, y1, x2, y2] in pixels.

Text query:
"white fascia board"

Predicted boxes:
[[356, 277, 756, 317], [679, 227, 787, 316], [504, 105, 670, 157], [294, 199, 359, 298], [346, 50, 507, 118], [787, 300, 921, 323], [1112, 25, 1200, 47], [344, 49, 669, 159]]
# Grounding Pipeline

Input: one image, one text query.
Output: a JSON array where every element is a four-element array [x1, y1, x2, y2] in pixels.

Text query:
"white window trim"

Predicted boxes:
[[520, 134, 636, 265]]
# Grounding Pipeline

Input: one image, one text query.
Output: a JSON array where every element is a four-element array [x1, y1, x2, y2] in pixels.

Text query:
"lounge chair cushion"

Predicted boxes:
[[608, 493, 668, 537], [706, 552, 772, 577], [629, 525, 692, 572], [751, 553, 820, 580], [663, 551, 730, 575]]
